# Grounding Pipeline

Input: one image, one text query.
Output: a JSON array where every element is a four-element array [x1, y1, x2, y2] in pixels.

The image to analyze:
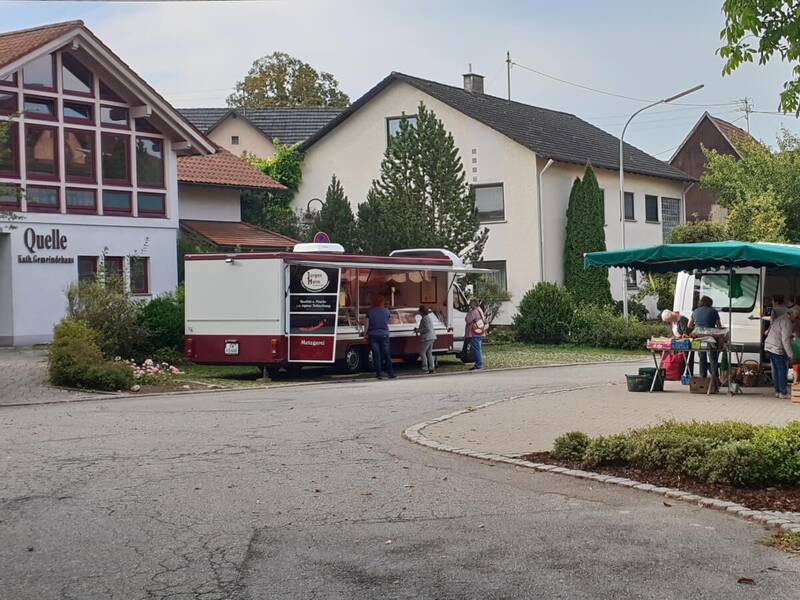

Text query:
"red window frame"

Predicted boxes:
[[137, 192, 166, 218], [135, 136, 165, 189], [99, 80, 124, 102], [64, 128, 95, 184], [77, 256, 98, 282], [25, 123, 59, 181], [0, 121, 19, 178], [0, 183, 20, 210], [25, 185, 60, 213], [104, 255, 124, 278], [63, 101, 94, 125], [22, 54, 56, 92], [61, 52, 94, 98], [65, 188, 97, 215], [101, 132, 131, 186], [100, 105, 130, 130], [102, 190, 132, 216], [129, 256, 150, 294], [0, 90, 17, 116], [23, 95, 58, 121]]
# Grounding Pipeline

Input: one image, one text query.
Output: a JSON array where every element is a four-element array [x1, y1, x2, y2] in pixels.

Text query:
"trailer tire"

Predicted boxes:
[[403, 354, 419, 365], [340, 345, 366, 374]]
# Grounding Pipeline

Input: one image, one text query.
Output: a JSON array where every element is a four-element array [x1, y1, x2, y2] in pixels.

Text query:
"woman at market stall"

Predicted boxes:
[[415, 305, 437, 374], [687, 295, 722, 384], [764, 305, 800, 399], [660, 309, 692, 376]]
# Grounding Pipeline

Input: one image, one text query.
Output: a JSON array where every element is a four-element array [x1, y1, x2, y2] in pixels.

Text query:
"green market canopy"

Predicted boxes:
[[584, 241, 800, 273]]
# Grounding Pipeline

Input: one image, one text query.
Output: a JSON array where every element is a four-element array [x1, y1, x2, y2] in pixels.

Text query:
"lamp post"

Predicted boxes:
[[619, 84, 704, 323], [301, 197, 324, 226]]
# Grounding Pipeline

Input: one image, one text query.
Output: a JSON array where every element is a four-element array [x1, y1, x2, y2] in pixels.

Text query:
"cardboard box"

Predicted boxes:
[[689, 376, 712, 394]]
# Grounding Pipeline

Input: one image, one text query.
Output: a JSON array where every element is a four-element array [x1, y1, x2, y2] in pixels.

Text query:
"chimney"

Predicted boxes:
[[462, 65, 484, 94]]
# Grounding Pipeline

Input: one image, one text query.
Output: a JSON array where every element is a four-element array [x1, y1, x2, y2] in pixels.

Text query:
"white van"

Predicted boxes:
[[674, 267, 800, 362]]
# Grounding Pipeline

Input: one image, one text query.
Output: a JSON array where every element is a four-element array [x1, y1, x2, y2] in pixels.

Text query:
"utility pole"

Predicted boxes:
[[506, 51, 511, 101], [740, 97, 753, 133]]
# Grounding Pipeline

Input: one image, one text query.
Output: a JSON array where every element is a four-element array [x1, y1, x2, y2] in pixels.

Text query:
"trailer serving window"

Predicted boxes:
[[699, 273, 759, 312]]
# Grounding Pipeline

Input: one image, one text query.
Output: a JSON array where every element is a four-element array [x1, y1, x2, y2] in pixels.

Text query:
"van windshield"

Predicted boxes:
[[699, 273, 759, 312]]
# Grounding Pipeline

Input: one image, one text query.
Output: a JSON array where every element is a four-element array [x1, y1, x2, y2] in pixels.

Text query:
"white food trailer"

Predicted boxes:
[[183, 244, 485, 375]]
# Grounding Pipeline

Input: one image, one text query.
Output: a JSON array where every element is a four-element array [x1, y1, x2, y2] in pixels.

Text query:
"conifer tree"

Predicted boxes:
[[357, 103, 488, 261], [563, 165, 612, 305], [310, 175, 357, 251]]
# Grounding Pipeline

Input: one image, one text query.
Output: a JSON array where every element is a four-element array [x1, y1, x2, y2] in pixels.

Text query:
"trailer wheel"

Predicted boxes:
[[340, 345, 366, 374], [403, 354, 419, 365]]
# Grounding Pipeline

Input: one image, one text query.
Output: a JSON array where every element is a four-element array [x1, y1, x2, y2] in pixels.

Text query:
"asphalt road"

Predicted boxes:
[[2, 363, 799, 600]]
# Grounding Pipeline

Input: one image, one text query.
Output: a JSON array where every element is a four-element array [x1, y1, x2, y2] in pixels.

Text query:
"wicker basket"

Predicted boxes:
[[737, 360, 761, 388]]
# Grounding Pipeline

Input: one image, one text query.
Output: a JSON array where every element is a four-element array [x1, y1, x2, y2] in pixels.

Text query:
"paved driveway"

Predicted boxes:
[[2, 363, 799, 599]]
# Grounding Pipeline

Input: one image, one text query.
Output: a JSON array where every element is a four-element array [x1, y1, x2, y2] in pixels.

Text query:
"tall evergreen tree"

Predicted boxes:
[[357, 103, 488, 261], [563, 165, 612, 305], [310, 175, 357, 251]]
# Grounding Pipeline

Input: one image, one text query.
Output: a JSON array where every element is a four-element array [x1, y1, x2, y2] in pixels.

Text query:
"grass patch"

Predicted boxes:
[[760, 532, 800, 553], [179, 364, 268, 388], [480, 343, 645, 369]]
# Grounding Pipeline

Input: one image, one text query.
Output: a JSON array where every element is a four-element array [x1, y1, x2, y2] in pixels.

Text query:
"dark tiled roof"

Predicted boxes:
[[177, 147, 286, 190], [302, 72, 693, 182], [0, 20, 83, 70], [178, 107, 344, 146], [180, 220, 297, 250]]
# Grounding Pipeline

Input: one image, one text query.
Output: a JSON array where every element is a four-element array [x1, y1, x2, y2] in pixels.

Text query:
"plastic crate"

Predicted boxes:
[[626, 374, 654, 392]]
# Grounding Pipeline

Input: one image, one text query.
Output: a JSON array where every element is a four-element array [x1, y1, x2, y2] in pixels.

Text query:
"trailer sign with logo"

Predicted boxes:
[[287, 265, 341, 362]]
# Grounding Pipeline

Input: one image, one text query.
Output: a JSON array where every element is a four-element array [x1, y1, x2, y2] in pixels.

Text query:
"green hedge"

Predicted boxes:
[[569, 303, 668, 350], [48, 319, 134, 391], [552, 421, 800, 488], [514, 283, 574, 343]]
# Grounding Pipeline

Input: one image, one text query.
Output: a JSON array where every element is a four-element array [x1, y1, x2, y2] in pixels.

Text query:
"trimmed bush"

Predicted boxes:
[[139, 286, 185, 355], [569, 303, 669, 350], [613, 300, 649, 321], [552, 431, 591, 461], [514, 283, 574, 343], [582, 434, 628, 468], [49, 319, 134, 391]]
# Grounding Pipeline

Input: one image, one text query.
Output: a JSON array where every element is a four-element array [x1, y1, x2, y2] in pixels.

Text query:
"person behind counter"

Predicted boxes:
[[416, 305, 437, 374], [771, 294, 787, 319], [688, 295, 722, 385], [661, 309, 693, 376], [465, 299, 486, 371], [366, 295, 396, 380], [764, 305, 800, 399]]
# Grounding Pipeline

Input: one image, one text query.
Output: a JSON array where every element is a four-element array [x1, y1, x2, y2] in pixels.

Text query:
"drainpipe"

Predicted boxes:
[[537, 158, 555, 282]]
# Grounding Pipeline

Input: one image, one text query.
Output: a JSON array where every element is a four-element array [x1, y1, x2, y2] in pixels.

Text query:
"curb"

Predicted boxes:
[[2, 357, 648, 408], [402, 388, 800, 536]]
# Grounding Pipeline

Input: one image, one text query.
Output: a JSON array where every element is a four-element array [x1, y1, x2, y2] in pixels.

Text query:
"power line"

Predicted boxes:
[[510, 59, 739, 108]]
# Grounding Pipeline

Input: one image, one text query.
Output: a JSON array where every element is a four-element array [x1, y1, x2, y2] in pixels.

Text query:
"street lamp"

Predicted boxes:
[[618, 83, 704, 323], [301, 197, 324, 226]]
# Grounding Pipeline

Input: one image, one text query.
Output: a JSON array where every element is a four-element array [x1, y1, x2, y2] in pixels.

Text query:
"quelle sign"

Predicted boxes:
[[17, 228, 74, 264]]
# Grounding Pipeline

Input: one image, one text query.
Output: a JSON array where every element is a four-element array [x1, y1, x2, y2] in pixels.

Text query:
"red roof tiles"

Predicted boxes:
[[0, 21, 83, 70], [177, 148, 286, 191], [181, 220, 297, 250]]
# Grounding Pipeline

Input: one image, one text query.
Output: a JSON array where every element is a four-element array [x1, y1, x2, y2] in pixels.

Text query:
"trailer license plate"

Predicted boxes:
[[224, 341, 239, 356]]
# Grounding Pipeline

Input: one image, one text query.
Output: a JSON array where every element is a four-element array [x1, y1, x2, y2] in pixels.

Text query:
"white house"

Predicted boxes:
[[0, 21, 290, 346], [294, 71, 694, 321]]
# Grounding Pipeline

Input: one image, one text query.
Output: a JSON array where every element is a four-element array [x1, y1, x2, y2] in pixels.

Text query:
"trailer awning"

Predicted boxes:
[[584, 241, 800, 273], [285, 258, 494, 273]]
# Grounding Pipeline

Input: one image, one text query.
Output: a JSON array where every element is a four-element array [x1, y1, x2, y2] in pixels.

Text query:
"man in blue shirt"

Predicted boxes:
[[366, 295, 395, 379], [688, 295, 722, 382]]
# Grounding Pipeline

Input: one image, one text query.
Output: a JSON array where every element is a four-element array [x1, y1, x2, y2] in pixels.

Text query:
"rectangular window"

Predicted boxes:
[[231, 135, 239, 145], [699, 273, 759, 312], [23, 96, 56, 120], [0, 184, 20, 209], [624, 191, 635, 220], [26, 186, 59, 212], [645, 194, 659, 223], [386, 115, 418, 143], [626, 268, 639, 290], [129, 257, 149, 294], [23, 54, 54, 90], [61, 53, 93, 96], [78, 256, 98, 282], [102, 190, 131, 215], [0, 122, 18, 176], [101, 133, 130, 184], [474, 260, 508, 292], [473, 183, 504, 222], [63, 101, 93, 124], [66, 188, 96, 214], [104, 256, 124, 287], [137, 192, 165, 217], [64, 129, 95, 182], [25, 124, 58, 179], [100, 105, 129, 128], [0, 91, 17, 115], [135, 137, 164, 188]]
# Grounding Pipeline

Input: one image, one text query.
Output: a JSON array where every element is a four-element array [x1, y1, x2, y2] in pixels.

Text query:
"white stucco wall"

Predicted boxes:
[[208, 116, 276, 159], [178, 185, 241, 222], [0, 233, 13, 341], [296, 80, 540, 322]]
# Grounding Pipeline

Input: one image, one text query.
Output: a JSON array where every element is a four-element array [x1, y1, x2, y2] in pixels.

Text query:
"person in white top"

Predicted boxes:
[[764, 305, 800, 398]]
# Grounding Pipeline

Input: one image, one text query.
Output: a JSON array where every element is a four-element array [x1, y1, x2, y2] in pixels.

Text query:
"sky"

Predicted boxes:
[[3, 0, 800, 158]]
